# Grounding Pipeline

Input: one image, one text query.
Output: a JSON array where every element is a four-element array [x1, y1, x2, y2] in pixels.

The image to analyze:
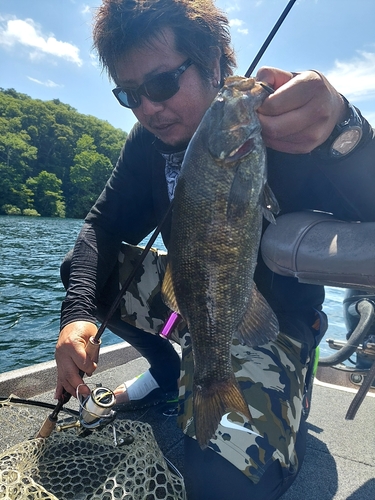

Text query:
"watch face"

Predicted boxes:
[[331, 128, 362, 156]]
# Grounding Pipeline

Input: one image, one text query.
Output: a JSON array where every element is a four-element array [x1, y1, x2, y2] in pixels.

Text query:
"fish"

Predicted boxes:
[[162, 76, 280, 449]]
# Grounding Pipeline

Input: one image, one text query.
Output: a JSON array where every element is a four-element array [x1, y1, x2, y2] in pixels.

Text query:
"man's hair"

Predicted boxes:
[[93, 0, 236, 84]]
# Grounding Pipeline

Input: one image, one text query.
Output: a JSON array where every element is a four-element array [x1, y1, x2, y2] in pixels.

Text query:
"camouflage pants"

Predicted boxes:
[[178, 332, 313, 485], [118, 243, 171, 335], [118, 243, 322, 485]]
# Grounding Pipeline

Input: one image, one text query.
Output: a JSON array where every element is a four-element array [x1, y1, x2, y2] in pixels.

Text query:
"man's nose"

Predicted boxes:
[[138, 95, 165, 115]]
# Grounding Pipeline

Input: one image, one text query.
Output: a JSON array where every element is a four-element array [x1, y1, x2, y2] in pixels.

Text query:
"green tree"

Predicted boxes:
[[0, 124, 37, 210], [69, 134, 113, 218], [26, 171, 66, 217], [0, 88, 127, 218]]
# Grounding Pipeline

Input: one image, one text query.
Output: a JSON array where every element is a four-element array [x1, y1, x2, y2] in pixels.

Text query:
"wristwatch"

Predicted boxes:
[[316, 96, 363, 159]]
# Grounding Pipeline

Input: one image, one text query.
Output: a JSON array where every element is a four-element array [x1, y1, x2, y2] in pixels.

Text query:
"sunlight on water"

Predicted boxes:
[[0, 216, 166, 373], [0, 216, 347, 373], [321, 286, 347, 356], [0, 216, 84, 372]]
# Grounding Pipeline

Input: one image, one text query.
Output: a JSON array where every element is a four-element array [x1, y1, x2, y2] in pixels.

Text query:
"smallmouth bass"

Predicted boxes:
[[162, 76, 280, 449]]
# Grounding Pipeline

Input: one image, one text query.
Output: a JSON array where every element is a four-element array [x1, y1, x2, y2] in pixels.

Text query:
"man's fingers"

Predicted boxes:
[[256, 66, 294, 92], [55, 368, 91, 399], [259, 103, 327, 153], [54, 322, 100, 400], [254, 67, 346, 153]]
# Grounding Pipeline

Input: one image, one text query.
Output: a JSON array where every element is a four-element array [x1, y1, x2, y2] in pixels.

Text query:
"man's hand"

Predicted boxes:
[[256, 66, 347, 154], [54, 321, 98, 400]]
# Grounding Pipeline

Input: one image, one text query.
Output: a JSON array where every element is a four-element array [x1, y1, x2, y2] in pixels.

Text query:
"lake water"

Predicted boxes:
[[0, 215, 348, 374]]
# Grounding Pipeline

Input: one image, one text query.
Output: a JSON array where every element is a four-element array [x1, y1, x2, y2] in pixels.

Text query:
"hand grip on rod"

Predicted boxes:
[[35, 337, 101, 439], [36, 204, 173, 439]]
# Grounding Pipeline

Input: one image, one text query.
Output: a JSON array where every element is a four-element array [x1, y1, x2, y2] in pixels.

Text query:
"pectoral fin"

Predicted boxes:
[[235, 284, 279, 346], [161, 263, 180, 313], [262, 182, 279, 224], [227, 164, 252, 220]]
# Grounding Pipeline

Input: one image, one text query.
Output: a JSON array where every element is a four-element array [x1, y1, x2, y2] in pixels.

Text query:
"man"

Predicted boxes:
[[55, 0, 375, 498]]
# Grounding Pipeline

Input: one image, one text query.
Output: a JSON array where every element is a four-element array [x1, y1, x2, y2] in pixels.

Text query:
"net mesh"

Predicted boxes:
[[0, 399, 186, 500]]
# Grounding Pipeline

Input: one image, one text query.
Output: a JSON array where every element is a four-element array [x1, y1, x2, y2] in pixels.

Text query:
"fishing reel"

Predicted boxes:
[[79, 386, 117, 429], [57, 385, 117, 434]]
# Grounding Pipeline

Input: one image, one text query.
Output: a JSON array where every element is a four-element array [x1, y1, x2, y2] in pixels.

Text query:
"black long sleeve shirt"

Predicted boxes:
[[61, 112, 375, 340]]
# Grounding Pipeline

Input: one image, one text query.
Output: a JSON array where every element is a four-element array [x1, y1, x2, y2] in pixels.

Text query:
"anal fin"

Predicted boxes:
[[235, 284, 279, 347]]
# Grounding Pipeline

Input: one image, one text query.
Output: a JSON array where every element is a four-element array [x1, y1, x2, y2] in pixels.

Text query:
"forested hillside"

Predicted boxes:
[[0, 88, 127, 218]]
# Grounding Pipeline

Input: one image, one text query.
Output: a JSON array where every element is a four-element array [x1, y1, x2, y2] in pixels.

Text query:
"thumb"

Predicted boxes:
[[256, 66, 293, 91]]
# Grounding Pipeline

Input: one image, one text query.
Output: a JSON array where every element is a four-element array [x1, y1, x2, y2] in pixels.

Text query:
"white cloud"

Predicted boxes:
[[27, 76, 62, 88], [225, 1, 241, 13], [229, 18, 248, 36], [0, 17, 82, 66], [81, 5, 91, 15], [325, 50, 375, 102], [229, 18, 244, 28]]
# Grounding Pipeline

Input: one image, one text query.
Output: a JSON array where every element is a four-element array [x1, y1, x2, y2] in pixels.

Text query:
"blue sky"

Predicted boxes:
[[1, 0, 375, 134]]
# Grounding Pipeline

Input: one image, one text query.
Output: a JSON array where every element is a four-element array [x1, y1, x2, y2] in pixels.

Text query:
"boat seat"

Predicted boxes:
[[261, 211, 375, 290]]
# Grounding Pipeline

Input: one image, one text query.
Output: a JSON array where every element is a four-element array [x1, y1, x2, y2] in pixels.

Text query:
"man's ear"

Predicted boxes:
[[210, 46, 222, 87]]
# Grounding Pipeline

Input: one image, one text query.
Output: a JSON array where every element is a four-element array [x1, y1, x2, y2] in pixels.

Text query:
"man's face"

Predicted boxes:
[[114, 29, 220, 147]]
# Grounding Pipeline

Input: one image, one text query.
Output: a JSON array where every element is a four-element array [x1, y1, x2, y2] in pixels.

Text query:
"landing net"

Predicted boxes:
[[0, 397, 186, 500]]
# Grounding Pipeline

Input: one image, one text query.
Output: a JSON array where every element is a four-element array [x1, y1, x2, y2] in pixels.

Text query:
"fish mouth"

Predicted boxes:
[[226, 137, 255, 163]]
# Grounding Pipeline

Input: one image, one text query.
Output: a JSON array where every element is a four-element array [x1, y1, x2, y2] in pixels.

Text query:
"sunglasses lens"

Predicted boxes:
[[144, 73, 179, 102], [113, 88, 140, 109], [113, 59, 191, 109], [126, 89, 141, 108]]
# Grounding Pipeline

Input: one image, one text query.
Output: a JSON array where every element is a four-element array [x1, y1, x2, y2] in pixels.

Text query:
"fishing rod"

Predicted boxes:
[[36, 201, 174, 438], [245, 0, 297, 77], [36, 0, 298, 438], [89, 0, 298, 347]]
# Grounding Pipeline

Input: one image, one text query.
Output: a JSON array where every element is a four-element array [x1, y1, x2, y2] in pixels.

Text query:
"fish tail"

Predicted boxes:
[[194, 376, 253, 449]]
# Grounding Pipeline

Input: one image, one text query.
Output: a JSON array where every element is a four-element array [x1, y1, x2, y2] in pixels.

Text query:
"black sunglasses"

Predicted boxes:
[[112, 59, 193, 109]]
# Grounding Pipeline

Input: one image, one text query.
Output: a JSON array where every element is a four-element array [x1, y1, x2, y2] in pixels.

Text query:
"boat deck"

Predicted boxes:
[[1, 342, 374, 499]]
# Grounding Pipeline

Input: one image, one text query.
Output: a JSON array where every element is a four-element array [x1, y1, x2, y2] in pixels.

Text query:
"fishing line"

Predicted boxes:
[[76, 384, 116, 426]]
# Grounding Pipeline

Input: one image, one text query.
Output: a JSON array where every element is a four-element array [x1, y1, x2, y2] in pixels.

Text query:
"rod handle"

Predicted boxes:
[[86, 336, 101, 364], [35, 414, 58, 439]]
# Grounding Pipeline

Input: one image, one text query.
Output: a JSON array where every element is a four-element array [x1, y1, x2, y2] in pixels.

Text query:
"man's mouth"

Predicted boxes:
[[150, 122, 175, 131]]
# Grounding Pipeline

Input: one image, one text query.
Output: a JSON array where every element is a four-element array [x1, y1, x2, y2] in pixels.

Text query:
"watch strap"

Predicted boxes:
[[314, 95, 363, 159]]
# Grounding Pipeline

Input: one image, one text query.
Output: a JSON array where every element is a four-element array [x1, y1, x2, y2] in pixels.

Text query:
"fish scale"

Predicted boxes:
[[162, 76, 280, 449]]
